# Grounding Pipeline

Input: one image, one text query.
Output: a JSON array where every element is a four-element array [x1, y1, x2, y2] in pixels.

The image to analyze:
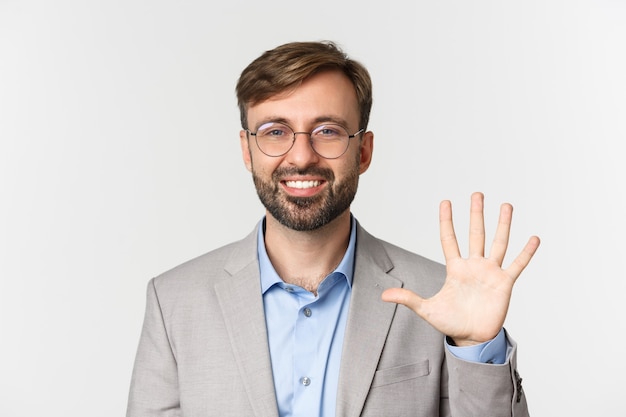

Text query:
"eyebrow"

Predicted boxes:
[[253, 115, 352, 131]]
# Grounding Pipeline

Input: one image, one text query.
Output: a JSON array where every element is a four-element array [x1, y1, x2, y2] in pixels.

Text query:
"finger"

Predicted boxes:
[[489, 203, 513, 265], [381, 288, 426, 316], [468, 192, 486, 258], [439, 199, 461, 261], [505, 236, 541, 280]]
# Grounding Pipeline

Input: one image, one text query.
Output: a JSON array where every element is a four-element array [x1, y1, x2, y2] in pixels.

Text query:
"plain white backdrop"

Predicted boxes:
[[1, 1, 624, 415]]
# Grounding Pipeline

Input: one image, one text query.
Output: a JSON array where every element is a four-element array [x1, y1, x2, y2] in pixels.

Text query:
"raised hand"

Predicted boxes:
[[381, 192, 540, 346]]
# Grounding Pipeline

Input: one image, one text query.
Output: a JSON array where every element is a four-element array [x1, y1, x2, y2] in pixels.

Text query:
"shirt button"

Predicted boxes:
[[303, 308, 312, 317], [285, 287, 294, 293], [301, 377, 311, 386]]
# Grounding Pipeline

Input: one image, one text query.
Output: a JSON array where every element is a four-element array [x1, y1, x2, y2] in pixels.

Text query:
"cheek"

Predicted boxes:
[[343, 150, 363, 174], [249, 153, 281, 177], [331, 161, 359, 186]]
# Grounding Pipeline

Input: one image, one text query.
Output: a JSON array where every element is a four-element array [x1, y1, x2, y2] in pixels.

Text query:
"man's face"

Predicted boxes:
[[239, 70, 373, 231]]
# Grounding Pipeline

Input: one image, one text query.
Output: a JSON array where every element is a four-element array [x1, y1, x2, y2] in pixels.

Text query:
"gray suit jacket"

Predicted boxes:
[[127, 222, 529, 417]]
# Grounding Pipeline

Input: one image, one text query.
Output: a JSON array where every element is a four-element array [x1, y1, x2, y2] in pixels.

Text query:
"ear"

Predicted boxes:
[[358, 131, 374, 174], [240, 130, 253, 172]]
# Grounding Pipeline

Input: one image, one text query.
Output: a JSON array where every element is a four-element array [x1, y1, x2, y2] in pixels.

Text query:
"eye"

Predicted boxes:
[[313, 125, 344, 139], [258, 123, 291, 138]]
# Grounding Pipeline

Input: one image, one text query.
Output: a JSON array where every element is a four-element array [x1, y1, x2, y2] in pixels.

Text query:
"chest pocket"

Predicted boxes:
[[370, 360, 430, 388]]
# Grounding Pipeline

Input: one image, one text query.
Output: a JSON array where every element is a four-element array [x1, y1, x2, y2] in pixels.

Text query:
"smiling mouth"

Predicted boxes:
[[284, 180, 322, 189]]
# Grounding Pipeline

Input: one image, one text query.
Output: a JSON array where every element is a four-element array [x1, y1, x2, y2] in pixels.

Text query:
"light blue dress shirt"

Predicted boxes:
[[257, 216, 507, 417]]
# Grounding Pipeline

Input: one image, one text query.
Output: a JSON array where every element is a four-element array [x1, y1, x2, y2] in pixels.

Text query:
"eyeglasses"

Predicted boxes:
[[246, 122, 364, 159]]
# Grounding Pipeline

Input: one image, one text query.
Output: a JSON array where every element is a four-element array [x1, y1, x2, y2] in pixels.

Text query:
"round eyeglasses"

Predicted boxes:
[[246, 122, 364, 159]]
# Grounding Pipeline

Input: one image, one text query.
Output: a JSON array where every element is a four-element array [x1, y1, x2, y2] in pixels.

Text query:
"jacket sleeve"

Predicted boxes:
[[444, 330, 529, 417], [126, 278, 181, 417]]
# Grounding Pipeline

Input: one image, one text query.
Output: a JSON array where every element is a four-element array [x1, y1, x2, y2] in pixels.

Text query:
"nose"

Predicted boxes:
[[285, 132, 320, 167]]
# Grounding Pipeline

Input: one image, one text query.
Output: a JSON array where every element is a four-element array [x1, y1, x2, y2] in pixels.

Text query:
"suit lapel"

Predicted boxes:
[[336, 224, 403, 417], [214, 228, 279, 417]]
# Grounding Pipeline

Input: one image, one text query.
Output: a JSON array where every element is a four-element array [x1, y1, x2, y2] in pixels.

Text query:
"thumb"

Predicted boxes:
[[381, 288, 425, 314]]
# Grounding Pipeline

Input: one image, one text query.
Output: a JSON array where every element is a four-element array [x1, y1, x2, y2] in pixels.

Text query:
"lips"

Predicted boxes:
[[274, 167, 333, 197], [280, 178, 327, 198]]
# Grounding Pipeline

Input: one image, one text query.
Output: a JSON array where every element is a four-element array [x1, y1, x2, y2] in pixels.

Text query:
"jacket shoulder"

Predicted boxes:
[[151, 227, 258, 292]]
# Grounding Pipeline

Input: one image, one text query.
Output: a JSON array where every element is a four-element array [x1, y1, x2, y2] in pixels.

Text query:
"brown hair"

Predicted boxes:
[[236, 41, 373, 131]]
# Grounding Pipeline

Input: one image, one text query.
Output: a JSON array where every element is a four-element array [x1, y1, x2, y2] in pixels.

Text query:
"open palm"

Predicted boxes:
[[382, 192, 540, 346]]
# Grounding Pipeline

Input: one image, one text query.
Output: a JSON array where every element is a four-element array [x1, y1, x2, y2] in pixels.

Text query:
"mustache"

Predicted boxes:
[[272, 166, 335, 182]]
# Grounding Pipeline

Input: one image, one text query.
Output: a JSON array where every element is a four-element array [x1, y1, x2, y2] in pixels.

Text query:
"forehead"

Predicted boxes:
[[246, 70, 360, 128]]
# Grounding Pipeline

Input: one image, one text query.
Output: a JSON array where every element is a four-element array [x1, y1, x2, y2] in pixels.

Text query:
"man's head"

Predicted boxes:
[[236, 41, 374, 231], [236, 41, 373, 132]]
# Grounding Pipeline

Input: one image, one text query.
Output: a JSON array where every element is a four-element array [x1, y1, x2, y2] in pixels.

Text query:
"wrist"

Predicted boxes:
[[446, 336, 483, 347]]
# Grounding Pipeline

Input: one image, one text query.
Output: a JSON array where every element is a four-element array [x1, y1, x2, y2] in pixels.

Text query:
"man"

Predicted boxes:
[[127, 41, 540, 416]]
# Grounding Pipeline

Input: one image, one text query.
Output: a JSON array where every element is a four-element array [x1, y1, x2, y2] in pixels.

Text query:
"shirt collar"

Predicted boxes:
[[257, 216, 357, 294]]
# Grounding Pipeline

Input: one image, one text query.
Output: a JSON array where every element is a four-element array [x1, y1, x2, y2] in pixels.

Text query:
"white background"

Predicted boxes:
[[1, 1, 624, 415]]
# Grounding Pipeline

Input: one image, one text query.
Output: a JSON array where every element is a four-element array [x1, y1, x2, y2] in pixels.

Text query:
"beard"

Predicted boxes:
[[252, 161, 360, 231]]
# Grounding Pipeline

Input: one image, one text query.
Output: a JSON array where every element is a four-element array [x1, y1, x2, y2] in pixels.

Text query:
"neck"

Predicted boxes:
[[264, 210, 351, 294]]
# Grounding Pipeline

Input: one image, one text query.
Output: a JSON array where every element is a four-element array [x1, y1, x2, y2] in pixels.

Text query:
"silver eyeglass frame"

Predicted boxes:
[[245, 122, 364, 159]]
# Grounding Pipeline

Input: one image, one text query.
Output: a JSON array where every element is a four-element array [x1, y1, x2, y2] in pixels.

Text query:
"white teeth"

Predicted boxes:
[[285, 180, 321, 189]]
